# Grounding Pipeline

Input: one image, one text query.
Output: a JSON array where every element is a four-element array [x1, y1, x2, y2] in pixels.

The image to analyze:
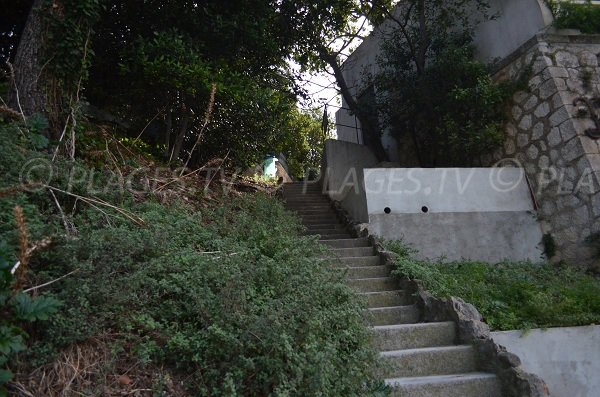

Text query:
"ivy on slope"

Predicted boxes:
[[0, 118, 380, 396]]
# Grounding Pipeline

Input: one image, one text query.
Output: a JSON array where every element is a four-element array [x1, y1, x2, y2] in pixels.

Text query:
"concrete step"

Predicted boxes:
[[380, 345, 477, 378], [282, 185, 323, 192], [306, 225, 346, 232], [369, 305, 419, 326], [302, 220, 346, 226], [284, 197, 329, 203], [322, 238, 370, 249], [386, 373, 502, 397], [303, 219, 342, 226], [348, 277, 397, 293], [331, 247, 375, 258], [361, 290, 407, 308], [295, 207, 335, 215], [372, 322, 456, 351], [282, 189, 324, 194], [286, 202, 331, 208], [333, 256, 381, 267], [282, 191, 326, 196], [343, 265, 391, 279], [318, 234, 354, 240], [301, 215, 339, 223]]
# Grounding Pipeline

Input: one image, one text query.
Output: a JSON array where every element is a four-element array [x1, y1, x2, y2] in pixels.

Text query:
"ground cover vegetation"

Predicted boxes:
[[386, 241, 600, 331], [549, 0, 600, 34], [0, 116, 382, 396]]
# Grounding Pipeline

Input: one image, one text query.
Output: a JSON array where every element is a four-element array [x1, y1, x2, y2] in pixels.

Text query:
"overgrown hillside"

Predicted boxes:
[[0, 116, 380, 396]]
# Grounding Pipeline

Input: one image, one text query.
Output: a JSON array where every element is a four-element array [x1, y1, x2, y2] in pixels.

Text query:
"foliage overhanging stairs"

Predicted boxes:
[[282, 182, 503, 397]]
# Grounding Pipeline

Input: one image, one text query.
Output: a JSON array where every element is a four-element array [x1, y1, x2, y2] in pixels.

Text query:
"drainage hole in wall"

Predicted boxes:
[[421, 206, 429, 213], [384, 207, 392, 214]]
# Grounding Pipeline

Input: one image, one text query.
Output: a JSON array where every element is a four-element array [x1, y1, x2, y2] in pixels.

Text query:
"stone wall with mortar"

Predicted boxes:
[[487, 33, 600, 268]]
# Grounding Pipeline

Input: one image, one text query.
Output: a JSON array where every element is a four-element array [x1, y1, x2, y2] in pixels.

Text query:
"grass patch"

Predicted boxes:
[[386, 241, 600, 331]]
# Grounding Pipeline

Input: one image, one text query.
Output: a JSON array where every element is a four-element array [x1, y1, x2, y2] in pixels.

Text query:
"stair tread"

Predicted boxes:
[[373, 321, 454, 331], [361, 289, 404, 296], [369, 305, 415, 312], [381, 345, 472, 357], [321, 238, 368, 242], [385, 372, 497, 386], [352, 276, 394, 281]]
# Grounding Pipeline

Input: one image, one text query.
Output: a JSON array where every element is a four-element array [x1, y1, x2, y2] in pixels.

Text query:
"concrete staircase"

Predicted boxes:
[[282, 182, 503, 397]]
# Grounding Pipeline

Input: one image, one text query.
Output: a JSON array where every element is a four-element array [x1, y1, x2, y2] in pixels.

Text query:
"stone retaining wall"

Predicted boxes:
[[487, 33, 600, 268]]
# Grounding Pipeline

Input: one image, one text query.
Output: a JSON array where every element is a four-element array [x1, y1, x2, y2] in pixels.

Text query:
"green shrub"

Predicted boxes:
[[386, 241, 600, 331], [551, 0, 600, 34], [376, 35, 512, 166], [0, 118, 379, 396]]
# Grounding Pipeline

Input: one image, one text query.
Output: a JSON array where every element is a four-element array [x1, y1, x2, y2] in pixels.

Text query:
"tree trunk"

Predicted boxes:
[[319, 47, 389, 162], [8, 0, 46, 117], [170, 108, 191, 162], [164, 109, 173, 158]]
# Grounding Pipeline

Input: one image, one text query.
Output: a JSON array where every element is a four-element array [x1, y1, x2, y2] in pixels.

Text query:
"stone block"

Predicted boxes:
[[592, 193, 600, 217], [513, 91, 529, 105], [548, 128, 562, 147], [524, 96, 539, 111], [543, 66, 570, 80], [561, 138, 585, 162], [519, 115, 533, 131], [555, 51, 580, 68], [527, 145, 540, 160], [534, 102, 551, 118], [539, 155, 550, 170], [560, 121, 578, 142], [580, 51, 599, 67], [538, 79, 558, 100], [532, 123, 545, 140], [532, 56, 553, 74], [551, 92, 565, 111], [529, 75, 544, 92], [512, 106, 523, 121], [550, 107, 571, 127], [517, 133, 530, 148]]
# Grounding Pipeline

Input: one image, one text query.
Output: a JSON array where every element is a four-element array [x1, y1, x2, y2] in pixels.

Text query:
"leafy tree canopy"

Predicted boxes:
[[2, 0, 377, 172]]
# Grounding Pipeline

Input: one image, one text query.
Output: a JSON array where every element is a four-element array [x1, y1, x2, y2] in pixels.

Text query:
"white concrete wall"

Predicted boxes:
[[492, 326, 600, 397], [321, 139, 379, 223], [363, 168, 545, 262], [473, 0, 553, 64], [335, 108, 362, 144]]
